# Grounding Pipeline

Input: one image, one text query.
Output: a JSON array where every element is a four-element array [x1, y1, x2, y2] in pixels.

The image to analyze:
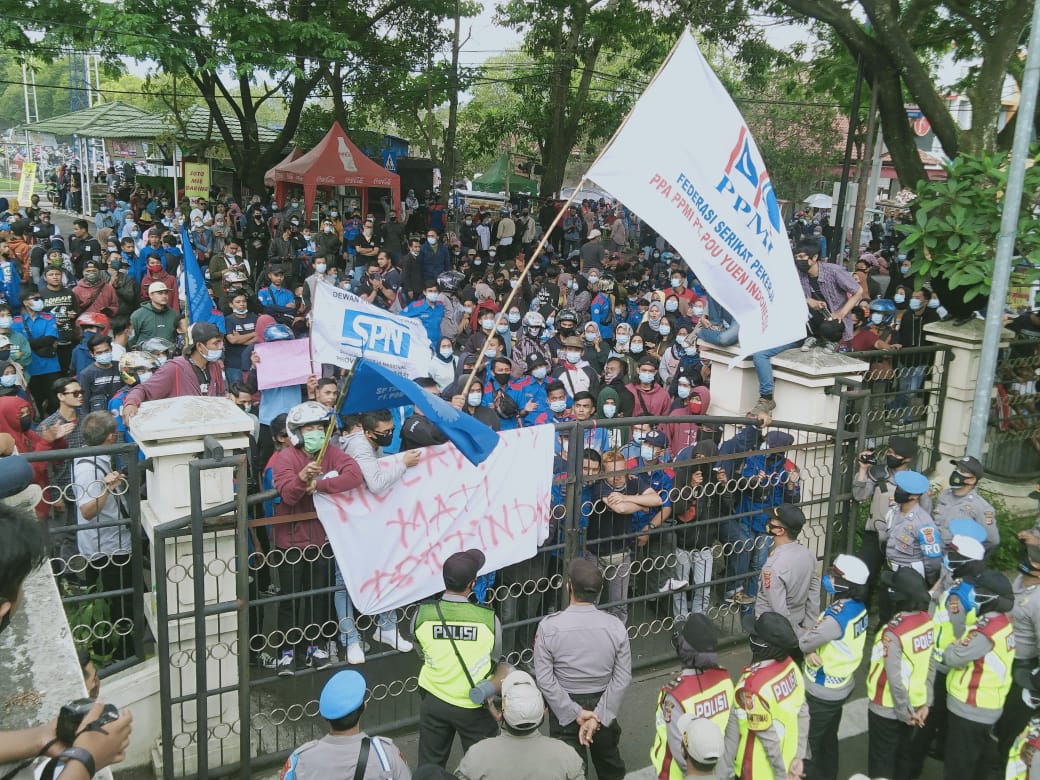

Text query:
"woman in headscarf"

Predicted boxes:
[[0, 395, 67, 518]]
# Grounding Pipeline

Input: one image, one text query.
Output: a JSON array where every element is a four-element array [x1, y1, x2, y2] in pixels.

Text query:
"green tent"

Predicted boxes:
[[473, 154, 538, 195]]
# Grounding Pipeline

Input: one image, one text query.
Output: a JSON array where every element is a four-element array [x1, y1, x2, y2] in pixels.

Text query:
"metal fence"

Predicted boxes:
[[986, 337, 1040, 479], [150, 412, 862, 779]]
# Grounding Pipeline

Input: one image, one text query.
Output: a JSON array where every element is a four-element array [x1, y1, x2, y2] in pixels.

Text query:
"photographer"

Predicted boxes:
[[0, 490, 132, 778]]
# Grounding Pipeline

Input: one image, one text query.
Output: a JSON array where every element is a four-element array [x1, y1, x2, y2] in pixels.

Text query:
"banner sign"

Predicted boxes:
[[314, 425, 554, 614], [585, 31, 808, 356], [183, 162, 210, 199], [17, 162, 36, 204], [311, 281, 431, 378], [255, 337, 313, 390]]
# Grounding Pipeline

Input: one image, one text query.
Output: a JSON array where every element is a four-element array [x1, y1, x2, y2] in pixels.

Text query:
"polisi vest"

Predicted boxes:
[[805, 599, 868, 691], [733, 657, 804, 779], [947, 612, 1015, 710], [650, 667, 735, 780], [866, 610, 935, 710], [932, 580, 977, 664], [414, 600, 496, 709], [1006, 717, 1040, 780]]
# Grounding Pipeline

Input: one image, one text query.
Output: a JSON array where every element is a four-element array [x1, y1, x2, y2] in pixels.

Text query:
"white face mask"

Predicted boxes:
[[232, 306, 248, 315], [894, 293, 906, 304], [677, 385, 691, 399], [532, 366, 548, 380], [638, 371, 655, 384], [665, 300, 679, 312], [640, 444, 656, 461], [870, 312, 884, 325], [631, 342, 644, 354], [315, 263, 327, 274], [481, 318, 495, 330], [137, 371, 153, 383], [463, 306, 473, 315], [427, 292, 441, 303], [566, 350, 582, 364], [467, 392, 483, 407], [323, 225, 333, 234], [670, 278, 682, 288], [602, 403, 617, 418], [0, 374, 16, 387], [659, 325, 671, 336], [588, 275, 599, 285], [507, 313, 521, 324], [0, 316, 11, 329], [427, 236, 437, 245], [483, 348, 497, 358], [549, 399, 567, 414], [691, 305, 704, 317], [439, 347, 454, 359]]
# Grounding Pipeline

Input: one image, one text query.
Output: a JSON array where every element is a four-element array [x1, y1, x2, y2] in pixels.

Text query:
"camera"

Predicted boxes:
[[56, 698, 120, 744], [859, 452, 877, 465]]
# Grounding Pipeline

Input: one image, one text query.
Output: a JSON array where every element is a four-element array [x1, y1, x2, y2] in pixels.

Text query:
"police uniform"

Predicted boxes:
[[933, 487, 999, 550], [412, 592, 502, 768], [651, 667, 734, 780], [754, 538, 821, 634], [879, 502, 943, 583], [1006, 718, 1040, 780], [997, 574, 1040, 761]]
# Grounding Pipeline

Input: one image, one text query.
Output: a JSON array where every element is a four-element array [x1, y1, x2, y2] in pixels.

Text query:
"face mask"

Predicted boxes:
[[886, 454, 905, 470], [584, 332, 597, 343], [205, 348, 223, 362], [894, 293, 906, 304], [0, 351, 9, 362], [156, 356, 167, 366], [483, 348, 497, 358], [893, 487, 912, 505], [532, 366, 548, 380], [616, 335, 629, 347], [870, 313, 884, 325], [330, 211, 338, 218], [29, 300, 44, 312], [465, 219, 472, 225], [463, 306, 473, 315], [901, 264, 912, 275], [0, 317, 11, 329], [950, 470, 968, 488], [588, 275, 599, 285], [137, 371, 153, 384], [473, 259, 481, 266], [489, 250, 497, 258], [427, 292, 441, 303], [302, 429, 325, 453], [466, 391, 483, 407], [631, 342, 644, 354], [908, 298, 922, 311], [0, 374, 16, 388], [602, 403, 617, 418], [496, 323, 509, 334], [822, 574, 837, 595], [670, 278, 682, 288], [638, 371, 655, 384], [665, 300, 679, 313], [436, 346, 454, 360], [691, 305, 704, 318], [95, 351, 113, 365], [659, 325, 671, 336], [615, 306, 625, 317], [549, 399, 567, 414], [507, 313, 521, 324], [302, 233, 312, 241], [640, 444, 656, 462], [84, 271, 100, 283], [566, 350, 582, 364], [509, 280, 519, 289], [314, 263, 327, 274], [427, 237, 437, 245], [481, 318, 495, 330], [794, 260, 810, 274], [677, 385, 691, 399], [685, 346, 699, 356], [928, 298, 940, 309], [371, 430, 394, 448], [193, 220, 202, 228], [19, 414, 31, 431]]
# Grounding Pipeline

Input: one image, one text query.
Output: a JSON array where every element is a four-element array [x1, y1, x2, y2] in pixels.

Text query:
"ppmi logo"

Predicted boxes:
[[341, 310, 411, 357]]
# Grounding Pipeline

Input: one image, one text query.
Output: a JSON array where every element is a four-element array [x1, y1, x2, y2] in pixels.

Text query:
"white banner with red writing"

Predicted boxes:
[[585, 31, 808, 357], [313, 425, 555, 614]]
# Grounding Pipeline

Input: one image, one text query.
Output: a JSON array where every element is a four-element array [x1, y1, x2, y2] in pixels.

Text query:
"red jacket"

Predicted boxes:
[[123, 355, 227, 410], [270, 445, 363, 549]]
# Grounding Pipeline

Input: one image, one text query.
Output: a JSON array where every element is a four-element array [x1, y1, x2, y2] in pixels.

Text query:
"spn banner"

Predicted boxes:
[[311, 281, 431, 377], [313, 425, 554, 614], [585, 31, 808, 356]]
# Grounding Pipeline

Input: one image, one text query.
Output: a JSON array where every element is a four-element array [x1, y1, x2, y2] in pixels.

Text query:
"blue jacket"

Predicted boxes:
[[15, 311, 59, 376], [481, 374, 539, 432], [737, 452, 800, 533], [588, 291, 614, 339], [0, 260, 20, 308], [257, 285, 296, 318], [401, 298, 445, 344], [418, 243, 450, 281]]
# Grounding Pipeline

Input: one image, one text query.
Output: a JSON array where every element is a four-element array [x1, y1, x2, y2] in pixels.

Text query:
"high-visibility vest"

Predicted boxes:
[[414, 600, 496, 708], [866, 610, 935, 709], [732, 657, 804, 779], [805, 599, 868, 691], [650, 668, 734, 780], [1005, 717, 1040, 780], [932, 580, 977, 664], [947, 612, 1016, 710]]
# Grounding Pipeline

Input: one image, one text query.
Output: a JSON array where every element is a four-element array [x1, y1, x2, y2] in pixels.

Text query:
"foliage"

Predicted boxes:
[[60, 578, 116, 668], [978, 488, 1032, 575], [897, 147, 1040, 303]]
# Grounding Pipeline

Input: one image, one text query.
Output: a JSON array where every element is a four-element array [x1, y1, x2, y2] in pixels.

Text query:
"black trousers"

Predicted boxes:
[[944, 712, 993, 780], [867, 710, 915, 780], [275, 547, 331, 653], [548, 692, 625, 780], [416, 691, 498, 769], [805, 692, 848, 780], [909, 671, 948, 775]]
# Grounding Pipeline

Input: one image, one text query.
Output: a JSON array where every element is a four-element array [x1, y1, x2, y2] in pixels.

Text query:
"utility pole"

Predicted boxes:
[[849, 85, 878, 268], [831, 55, 864, 265]]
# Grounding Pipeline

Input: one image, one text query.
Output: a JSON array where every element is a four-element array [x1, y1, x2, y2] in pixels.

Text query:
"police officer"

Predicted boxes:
[[865, 567, 935, 780], [720, 612, 808, 780], [799, 554, 870, 780], [533, 557, 631, 780], [997, 542, 1040, 762], [1006, 666, 1040, 779], [943, 569, 1016, 780], [879, 470, 943, 619], [412, 549, 501, 768], [754, 504, 820, 635], [651, 614, 734, 780], [853, 435, 931, 591], [280, 670, 412, 779], [932, 454, 999, 552]]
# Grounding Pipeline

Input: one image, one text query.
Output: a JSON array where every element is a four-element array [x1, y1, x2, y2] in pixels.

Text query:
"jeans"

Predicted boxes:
[[672, 546, 713, 618], [334, 564, 394, 646], [719, 518, 751, 596], [697, 299, 740, 348], [747, 533, 772, 597], [752, 342, 798, 396]]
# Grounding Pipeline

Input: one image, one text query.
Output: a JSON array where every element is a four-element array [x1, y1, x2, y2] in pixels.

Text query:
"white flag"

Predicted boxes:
[[311, 281, 431, 377], [586, 31, 808, 356]]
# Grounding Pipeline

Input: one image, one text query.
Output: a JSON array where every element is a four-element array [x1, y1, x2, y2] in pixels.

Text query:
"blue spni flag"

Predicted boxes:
[[179, 226, 225, 333], [342, 359, 499, 465]]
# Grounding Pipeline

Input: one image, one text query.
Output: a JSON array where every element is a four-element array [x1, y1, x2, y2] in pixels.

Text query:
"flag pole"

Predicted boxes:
[[313, 358, 356, 467]]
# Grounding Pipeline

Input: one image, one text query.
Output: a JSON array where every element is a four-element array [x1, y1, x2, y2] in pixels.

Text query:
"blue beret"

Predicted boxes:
[[319, 670, 366, 720], [949, 518, 988, 544], [894, 469, 930, 495]]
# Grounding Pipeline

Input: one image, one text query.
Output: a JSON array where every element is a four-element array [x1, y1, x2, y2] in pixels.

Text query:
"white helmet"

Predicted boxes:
[[832, 554, 870, 586], [285, 401, 333, 447]]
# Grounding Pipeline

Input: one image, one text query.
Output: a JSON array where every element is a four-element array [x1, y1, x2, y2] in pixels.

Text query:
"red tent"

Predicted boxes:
[[263, 147, 302, 187], [269, 122, 400, 221]]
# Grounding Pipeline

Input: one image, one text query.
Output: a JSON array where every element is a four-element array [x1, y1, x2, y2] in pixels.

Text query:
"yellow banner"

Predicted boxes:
[[183, 162, 209, 199], [17, 162, 36, 204]]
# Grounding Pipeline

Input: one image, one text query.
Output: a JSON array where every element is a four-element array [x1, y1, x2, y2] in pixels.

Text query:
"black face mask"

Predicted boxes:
[[558, 324, 575, 336], [950, 470, 968, 488], [893, 487, 912, 505], [794, 260, 810, 274], [0, 350, 10, 363], [886, 454, 906, 470], [493, 372, 511, 386], [371, 430, 394, 448]]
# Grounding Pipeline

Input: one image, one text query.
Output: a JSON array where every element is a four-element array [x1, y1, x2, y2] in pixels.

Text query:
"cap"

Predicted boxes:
[[676, 714, 724, 764], [500, 671, 544, 730], [832, 553, 870, 585], [644, 429, 668, 448], [147, 281, 169, 294], [774, 504, 805, 534], [268, 263, 287, 275], [525, 353, 548, 370], [82, 259, 100, 270], [680, 613, 717, 653], [973, 568, 1013, 602], [190, 321, 222, 343], [948, 534, 986, 562], [893, 470, 930, 495], [751, 612, 799, 650], [443, 548, 486, 590], [467, 248, 476, 256], [561, 335, 584, 349], [319, 670, 366, 719], [765, 431, 794, 449], [889, 435, 918, 459], [587, 229, 601, 239], [950, 455, 983, 479]]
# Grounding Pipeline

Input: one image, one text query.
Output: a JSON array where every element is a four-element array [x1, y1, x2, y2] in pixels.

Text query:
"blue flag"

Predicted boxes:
[[342, 359, 499, 465], [179, 226, 225, 333]]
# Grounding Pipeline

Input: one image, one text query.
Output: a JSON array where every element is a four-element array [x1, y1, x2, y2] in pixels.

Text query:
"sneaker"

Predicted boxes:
[[255, 651, 278, 669], [658, 578, 689, 593], [345, 641, 366, 665], [822, 340, 838, 353], [372, 626, 414, 653], [725, 590, 755, 606], [800, 336, 817, 352], [276, 649, 295, 677], [306, 644, 331, 670], [747, 396, 776, 416]]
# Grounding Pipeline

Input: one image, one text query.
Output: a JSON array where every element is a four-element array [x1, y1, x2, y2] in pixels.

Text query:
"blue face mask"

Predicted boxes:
[[822, 574, 836, 594], [908, 298, 922, 311]]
